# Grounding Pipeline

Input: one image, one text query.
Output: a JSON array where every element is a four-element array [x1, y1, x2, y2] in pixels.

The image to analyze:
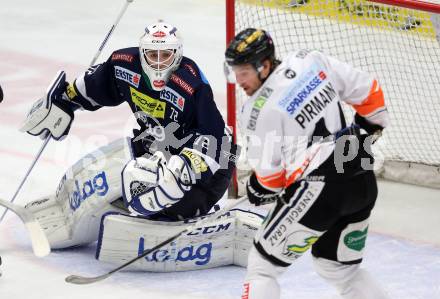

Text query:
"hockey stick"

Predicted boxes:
[[0, 198, 50, 257], [89, 0, 134, 66], [0, 0, 134, 223], [65, 196, 249, 285]]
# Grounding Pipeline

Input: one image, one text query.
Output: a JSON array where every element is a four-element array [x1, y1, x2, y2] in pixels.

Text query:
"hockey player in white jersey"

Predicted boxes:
[[225, 28, 390, 299]]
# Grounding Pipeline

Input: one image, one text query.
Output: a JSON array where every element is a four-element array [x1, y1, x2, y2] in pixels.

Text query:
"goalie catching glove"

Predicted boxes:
[[122, 151, 196, 216], [20, 70, 79, 140]]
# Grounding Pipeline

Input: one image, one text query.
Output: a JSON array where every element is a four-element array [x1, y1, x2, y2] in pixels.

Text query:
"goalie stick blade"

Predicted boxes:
[[25, 222, 51, 257], [0, 198, 51, 257], [65, 274, 111, 285]]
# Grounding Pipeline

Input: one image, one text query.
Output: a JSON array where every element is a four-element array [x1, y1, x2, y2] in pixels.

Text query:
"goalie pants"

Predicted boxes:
[[242, 170, 390, 299]]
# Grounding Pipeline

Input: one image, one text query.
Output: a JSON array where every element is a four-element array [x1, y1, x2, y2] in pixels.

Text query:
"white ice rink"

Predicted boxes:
[[1, 0, 440, 298]]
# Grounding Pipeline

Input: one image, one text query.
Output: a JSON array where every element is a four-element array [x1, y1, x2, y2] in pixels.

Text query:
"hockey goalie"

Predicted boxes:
[[19, 21, 263, 272]]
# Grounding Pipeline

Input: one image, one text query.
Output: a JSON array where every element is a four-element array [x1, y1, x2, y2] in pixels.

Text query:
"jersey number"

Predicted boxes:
[[170, 107, 179, 121]]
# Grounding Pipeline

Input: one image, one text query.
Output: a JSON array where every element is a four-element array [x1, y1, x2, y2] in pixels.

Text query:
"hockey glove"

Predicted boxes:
[[354, 113, 384, 144], [246, 172, 280, 206], [20, 71, 79, 141], [354, 113, 383, 134], [122, 152, 195, 216]]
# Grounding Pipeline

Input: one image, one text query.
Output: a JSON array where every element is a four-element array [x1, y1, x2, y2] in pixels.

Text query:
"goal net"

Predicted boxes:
[[226, 0, 440, 195]]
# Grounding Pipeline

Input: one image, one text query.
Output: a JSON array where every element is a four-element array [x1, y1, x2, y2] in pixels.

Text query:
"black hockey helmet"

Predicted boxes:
[[225, 28, 275, 68]]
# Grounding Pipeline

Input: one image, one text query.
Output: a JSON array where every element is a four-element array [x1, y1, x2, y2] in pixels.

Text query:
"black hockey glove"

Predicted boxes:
[[354, 113, 384, 144], [354, 113, 384, 135], [246, 172, 280, 206]]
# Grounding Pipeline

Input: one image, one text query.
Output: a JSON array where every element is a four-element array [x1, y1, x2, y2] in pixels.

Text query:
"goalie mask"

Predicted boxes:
[[139, 22, 183, 91]]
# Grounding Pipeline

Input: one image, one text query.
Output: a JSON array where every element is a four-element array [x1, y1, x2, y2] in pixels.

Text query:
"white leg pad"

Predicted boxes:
[[25, 197, 70, 248], [313, 256, 390, 299], [96, 208, 265, 271], [25, 138, 132, 249]]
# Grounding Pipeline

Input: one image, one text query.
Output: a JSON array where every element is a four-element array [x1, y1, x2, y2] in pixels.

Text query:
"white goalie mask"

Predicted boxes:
[[139, 22, 183, 91]]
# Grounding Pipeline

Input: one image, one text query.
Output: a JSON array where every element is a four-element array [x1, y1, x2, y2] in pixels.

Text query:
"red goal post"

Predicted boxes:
[[226, 0, 440, 195]]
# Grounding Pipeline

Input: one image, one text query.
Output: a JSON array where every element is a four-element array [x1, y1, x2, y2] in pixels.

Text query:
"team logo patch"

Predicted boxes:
[[153, 31, 166, 37], [282, 230, 319, 261], [115, 66, 140, 88], [184, 64, 197, 77], [86, 65, 100, 75], [285, 69, 296, 79], [260, 87, 273, 98], [246, 87, 272, 131], [344, 227, 368, 251], [66, 83, 78, 100], [295, 49, 311, 59], [111, 53, 134, 63], [68, 171, 109, 211], [237, 30, 263, 52], [277, 63, 329, 119], [170, 74, 195, 95], [284, 73, 323, 115], [181, 149, 208, 173], [130, 87, 166, 118], [160, 87, 186, 111], [286, 236, 318, 254], [138, 238, 212, 266]]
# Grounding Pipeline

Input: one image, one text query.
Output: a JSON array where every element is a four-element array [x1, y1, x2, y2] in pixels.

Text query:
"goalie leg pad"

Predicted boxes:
[[24, 196, 70, 249], [96, 207, 265, 271], [25, 138, 132, 249]]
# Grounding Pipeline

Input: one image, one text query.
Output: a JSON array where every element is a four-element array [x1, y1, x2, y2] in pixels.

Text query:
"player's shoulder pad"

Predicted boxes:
[[170, 56, 210, 95], [292, 48, 314, 59], [109, 47, 140, 65]]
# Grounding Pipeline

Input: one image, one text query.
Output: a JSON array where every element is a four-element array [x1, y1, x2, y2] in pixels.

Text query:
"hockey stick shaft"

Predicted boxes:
[[65, 196, 248, 285], [0, 136, 51, 222], [0, 198, 50, 257], [0, 0, 134, 222], [89, 0, 134, 66]]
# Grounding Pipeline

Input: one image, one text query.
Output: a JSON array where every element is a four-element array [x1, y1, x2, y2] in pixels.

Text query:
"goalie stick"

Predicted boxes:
[[0, 198, 50, 257], [0, 0, 135, 223], [65, 196, 249, 285]]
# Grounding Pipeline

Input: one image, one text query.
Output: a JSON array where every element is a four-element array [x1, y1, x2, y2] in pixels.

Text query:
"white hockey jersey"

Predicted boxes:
[[239, 50, 389, 191]]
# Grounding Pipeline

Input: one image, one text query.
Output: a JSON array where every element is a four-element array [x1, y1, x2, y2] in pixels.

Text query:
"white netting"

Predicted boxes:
[[231, 0, 440, 190]]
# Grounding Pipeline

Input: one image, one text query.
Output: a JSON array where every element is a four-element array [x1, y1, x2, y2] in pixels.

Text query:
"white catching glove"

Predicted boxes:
[[122, 151, 195, 216], [20, 71, 77, 141]]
